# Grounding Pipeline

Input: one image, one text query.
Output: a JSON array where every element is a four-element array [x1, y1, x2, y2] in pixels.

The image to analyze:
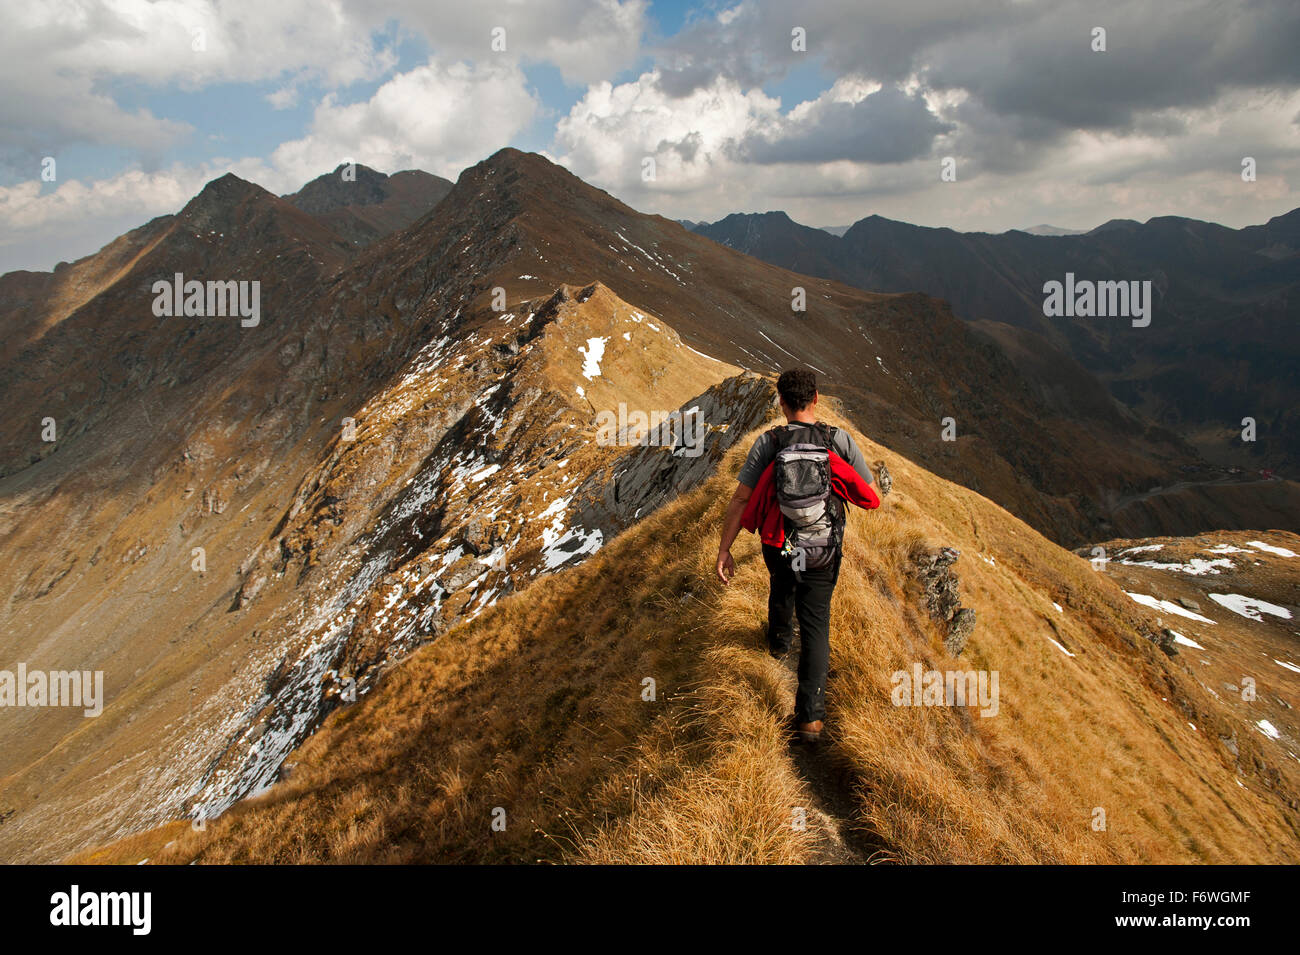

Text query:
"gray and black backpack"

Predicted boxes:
[[769, 422, 845, 574]]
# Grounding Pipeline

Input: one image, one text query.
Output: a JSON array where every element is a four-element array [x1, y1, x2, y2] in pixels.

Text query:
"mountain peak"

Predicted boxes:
[[466, 148, 592, 196], [283, 164, 454, 248], [285, 163, 391, 213], [480, 146, 546, 170], [1020, 223, 1085, 236], [713, 210, 795, 225], [1088, 217, 1142, 235], [177, 172, 277, 226], [193, 171, 266, 203]]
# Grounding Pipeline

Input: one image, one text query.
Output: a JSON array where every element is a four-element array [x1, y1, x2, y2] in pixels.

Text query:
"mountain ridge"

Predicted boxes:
[[2, 147, 1297, 863]]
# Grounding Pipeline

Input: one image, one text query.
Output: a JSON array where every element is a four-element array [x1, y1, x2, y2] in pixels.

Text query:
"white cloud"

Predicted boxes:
[[2, 0, 398, 167], [3, 0, 1299, 271], [551, 70, 781, 193], [13, 0, 393, 87], [2, 0, 649, 153], [375, 0, 649, 86], [268, 59, 539, 184]]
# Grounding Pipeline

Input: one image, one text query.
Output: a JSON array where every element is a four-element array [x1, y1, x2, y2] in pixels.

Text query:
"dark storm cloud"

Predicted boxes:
[[921, 0, 1300, 130], [653, 0, 1019, 97], [653, 0, 1300, 167], [737, 85, 952, 164]]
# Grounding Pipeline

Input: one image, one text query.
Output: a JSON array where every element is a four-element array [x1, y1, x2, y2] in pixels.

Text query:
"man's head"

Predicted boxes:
[[776, 368, 818, 420]]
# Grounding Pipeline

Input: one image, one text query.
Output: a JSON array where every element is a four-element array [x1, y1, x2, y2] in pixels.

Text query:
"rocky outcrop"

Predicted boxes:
[[1143, 628, 1180, 657], [873, 460, 893, 497], [572, 371, 778, 538], [912, 545, 977, 656]]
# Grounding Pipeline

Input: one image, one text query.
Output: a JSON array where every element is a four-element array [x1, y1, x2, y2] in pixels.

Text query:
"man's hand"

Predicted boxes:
[[717, 481, 750, 586], [716, 549, 735, 585]]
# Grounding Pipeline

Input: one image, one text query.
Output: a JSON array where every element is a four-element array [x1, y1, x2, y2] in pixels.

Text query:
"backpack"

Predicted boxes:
[[769, 422, 845, 574]]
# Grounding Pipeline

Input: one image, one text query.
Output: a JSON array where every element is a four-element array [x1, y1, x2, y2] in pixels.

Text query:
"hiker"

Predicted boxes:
[[715, 369, 880, 744]]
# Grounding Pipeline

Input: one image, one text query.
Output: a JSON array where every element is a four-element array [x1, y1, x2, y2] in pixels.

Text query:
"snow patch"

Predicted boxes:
[[1207, 593, 1293, 622], [683, 343, 722, 362], [579, 337, 608, 380], [1124, 592, 1218, 624], [1257, 719, 1281, 740], [1168, 630, 1205, 650], [541, 526, 604, 569], [1247, 540, 1297, 558], [1046, 635, 1075, 658], [1120, 544, 1164, 555], [1119, 557, 1235, 576]]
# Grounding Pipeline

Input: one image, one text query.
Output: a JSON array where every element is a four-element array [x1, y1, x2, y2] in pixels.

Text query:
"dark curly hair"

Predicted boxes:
[[776, 368, 818, 412]]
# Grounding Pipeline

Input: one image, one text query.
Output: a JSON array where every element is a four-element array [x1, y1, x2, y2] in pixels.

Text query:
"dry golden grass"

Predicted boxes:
[[94, 408, 1300, 865]]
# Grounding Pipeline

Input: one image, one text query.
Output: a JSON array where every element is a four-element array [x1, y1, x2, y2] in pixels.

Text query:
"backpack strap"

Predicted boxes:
[[810, 421, 837, 450], [771, 421, 836, 452]]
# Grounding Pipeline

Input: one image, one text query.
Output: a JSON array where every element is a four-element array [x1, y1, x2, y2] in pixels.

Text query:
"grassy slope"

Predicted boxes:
[[79, 405, 1299, 864]]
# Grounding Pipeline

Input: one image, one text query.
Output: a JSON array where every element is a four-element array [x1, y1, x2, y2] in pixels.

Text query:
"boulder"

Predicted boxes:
[[1142, 629, 1179, 657], [460, 516, 497, 556]]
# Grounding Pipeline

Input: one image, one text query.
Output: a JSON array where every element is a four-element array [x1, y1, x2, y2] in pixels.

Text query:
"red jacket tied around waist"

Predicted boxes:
[[740, 451, 881, 548]]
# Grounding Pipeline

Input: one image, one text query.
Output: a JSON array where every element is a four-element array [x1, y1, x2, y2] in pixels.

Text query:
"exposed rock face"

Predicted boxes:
[[233, 570, 267, 610], [572, 372, 778, 537], [912, 545, 976, 656], [173, 282, 747, 825]]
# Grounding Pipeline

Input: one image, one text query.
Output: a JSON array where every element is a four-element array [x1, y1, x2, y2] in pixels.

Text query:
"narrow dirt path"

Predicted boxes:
[[776, 643, 893, 864]]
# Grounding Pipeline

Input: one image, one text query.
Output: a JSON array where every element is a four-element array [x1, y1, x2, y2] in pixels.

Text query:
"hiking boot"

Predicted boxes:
[[792, 717, 824, 745], [767, 628, 793, 661]]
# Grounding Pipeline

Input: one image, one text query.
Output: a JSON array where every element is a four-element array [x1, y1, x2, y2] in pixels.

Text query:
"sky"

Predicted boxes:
[[2, 0, 1299, 274]]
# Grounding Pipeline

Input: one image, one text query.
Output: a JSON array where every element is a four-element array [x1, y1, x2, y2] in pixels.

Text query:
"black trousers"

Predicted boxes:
[[762, 543, 842, 723]]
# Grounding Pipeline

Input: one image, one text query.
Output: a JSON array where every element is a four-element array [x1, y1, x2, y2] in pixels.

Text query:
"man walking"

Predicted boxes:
[[716, 370, 880, 743]]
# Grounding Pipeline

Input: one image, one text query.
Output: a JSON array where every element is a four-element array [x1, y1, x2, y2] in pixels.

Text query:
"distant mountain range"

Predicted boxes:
[[721, 222, 1083, 240], [693, 208, 1300, 470], [1020, 224, 1087, 236]]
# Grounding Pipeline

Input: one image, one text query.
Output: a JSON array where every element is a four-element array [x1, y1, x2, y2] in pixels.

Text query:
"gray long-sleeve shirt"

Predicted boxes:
[[737, 422, 874, 489]]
